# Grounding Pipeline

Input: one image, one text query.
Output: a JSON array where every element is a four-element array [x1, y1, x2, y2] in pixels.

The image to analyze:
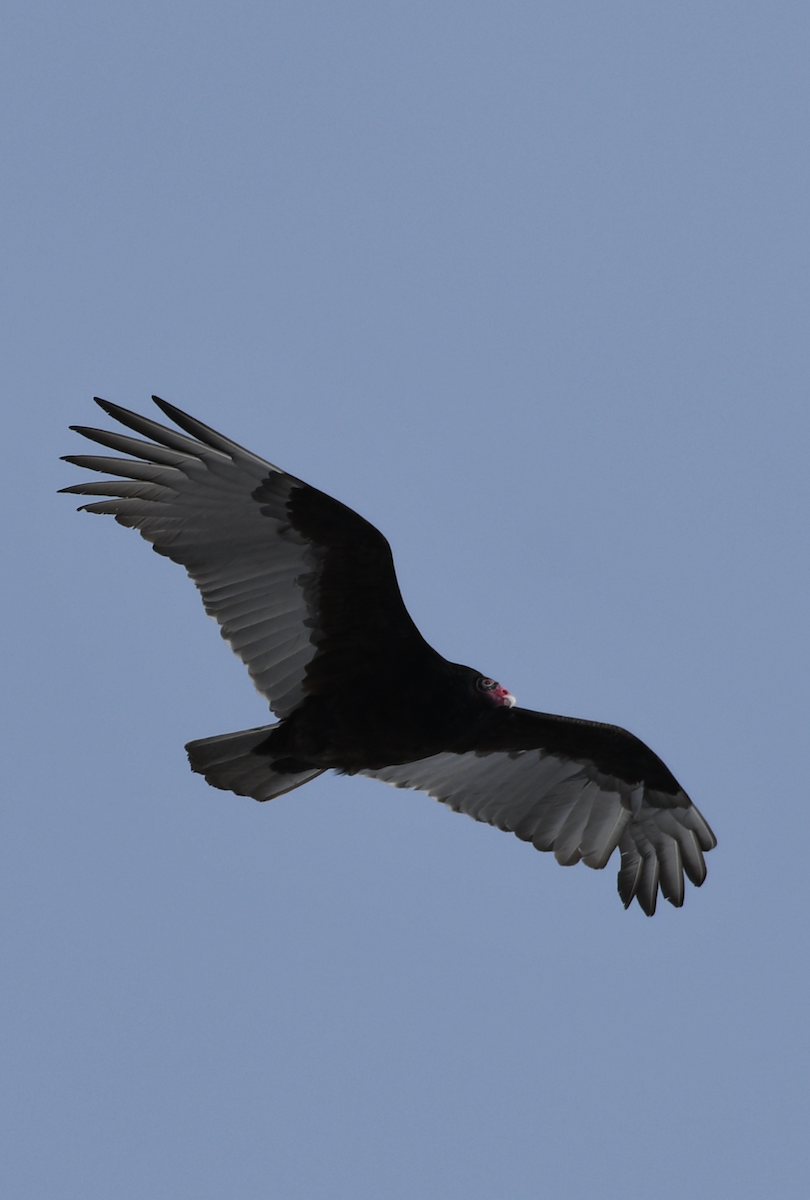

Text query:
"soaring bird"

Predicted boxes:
[[62, 397, 715, 915]]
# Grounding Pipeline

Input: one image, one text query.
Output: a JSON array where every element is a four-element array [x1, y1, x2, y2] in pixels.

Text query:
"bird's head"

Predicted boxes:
[[476, 676, 517, 708]]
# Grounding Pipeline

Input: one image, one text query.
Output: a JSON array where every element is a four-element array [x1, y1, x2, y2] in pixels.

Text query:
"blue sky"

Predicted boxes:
[[2, 3, 809, 1197]]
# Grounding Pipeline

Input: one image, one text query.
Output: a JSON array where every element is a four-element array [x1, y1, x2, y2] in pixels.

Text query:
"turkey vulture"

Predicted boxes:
[[61, 397, 716, 915]]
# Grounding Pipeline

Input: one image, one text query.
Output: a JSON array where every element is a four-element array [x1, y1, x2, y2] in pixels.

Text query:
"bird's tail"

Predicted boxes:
[[186, 723, 325, 802]]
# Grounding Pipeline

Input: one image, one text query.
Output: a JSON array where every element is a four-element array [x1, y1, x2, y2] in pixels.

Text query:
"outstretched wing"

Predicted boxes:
[[61, 397, 429, 717], [361, 706, 716, 915]]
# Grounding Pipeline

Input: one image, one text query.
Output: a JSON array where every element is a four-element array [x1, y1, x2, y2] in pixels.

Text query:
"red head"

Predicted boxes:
[[477, 676, 516, 708]]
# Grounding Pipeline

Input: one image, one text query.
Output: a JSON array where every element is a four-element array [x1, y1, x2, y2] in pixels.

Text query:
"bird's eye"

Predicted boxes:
[[478, 677, 497, 691]]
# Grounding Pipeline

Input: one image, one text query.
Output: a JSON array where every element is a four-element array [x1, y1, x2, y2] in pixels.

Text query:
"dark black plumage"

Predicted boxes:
[[61, 397, 716, 915]]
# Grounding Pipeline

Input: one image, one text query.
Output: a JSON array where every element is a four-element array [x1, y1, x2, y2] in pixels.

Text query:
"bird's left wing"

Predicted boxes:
[[61, 397, 428, 718], [360, 706, 716, 915]]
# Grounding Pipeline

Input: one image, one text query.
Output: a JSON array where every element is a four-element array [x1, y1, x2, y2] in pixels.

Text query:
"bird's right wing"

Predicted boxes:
[[61, 398, 429, 717], [361, 707, 716, 915]]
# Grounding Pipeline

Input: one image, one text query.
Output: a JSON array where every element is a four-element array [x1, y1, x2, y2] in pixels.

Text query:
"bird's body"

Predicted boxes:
[[62, 397, 716, 915]]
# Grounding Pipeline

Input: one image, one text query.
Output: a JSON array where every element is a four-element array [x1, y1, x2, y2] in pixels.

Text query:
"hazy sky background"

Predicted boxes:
[[2, 3, 809, 1197]]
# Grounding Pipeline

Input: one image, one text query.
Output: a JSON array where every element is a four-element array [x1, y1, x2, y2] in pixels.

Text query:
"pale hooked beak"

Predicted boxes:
[[493, 685, 517, 708]]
